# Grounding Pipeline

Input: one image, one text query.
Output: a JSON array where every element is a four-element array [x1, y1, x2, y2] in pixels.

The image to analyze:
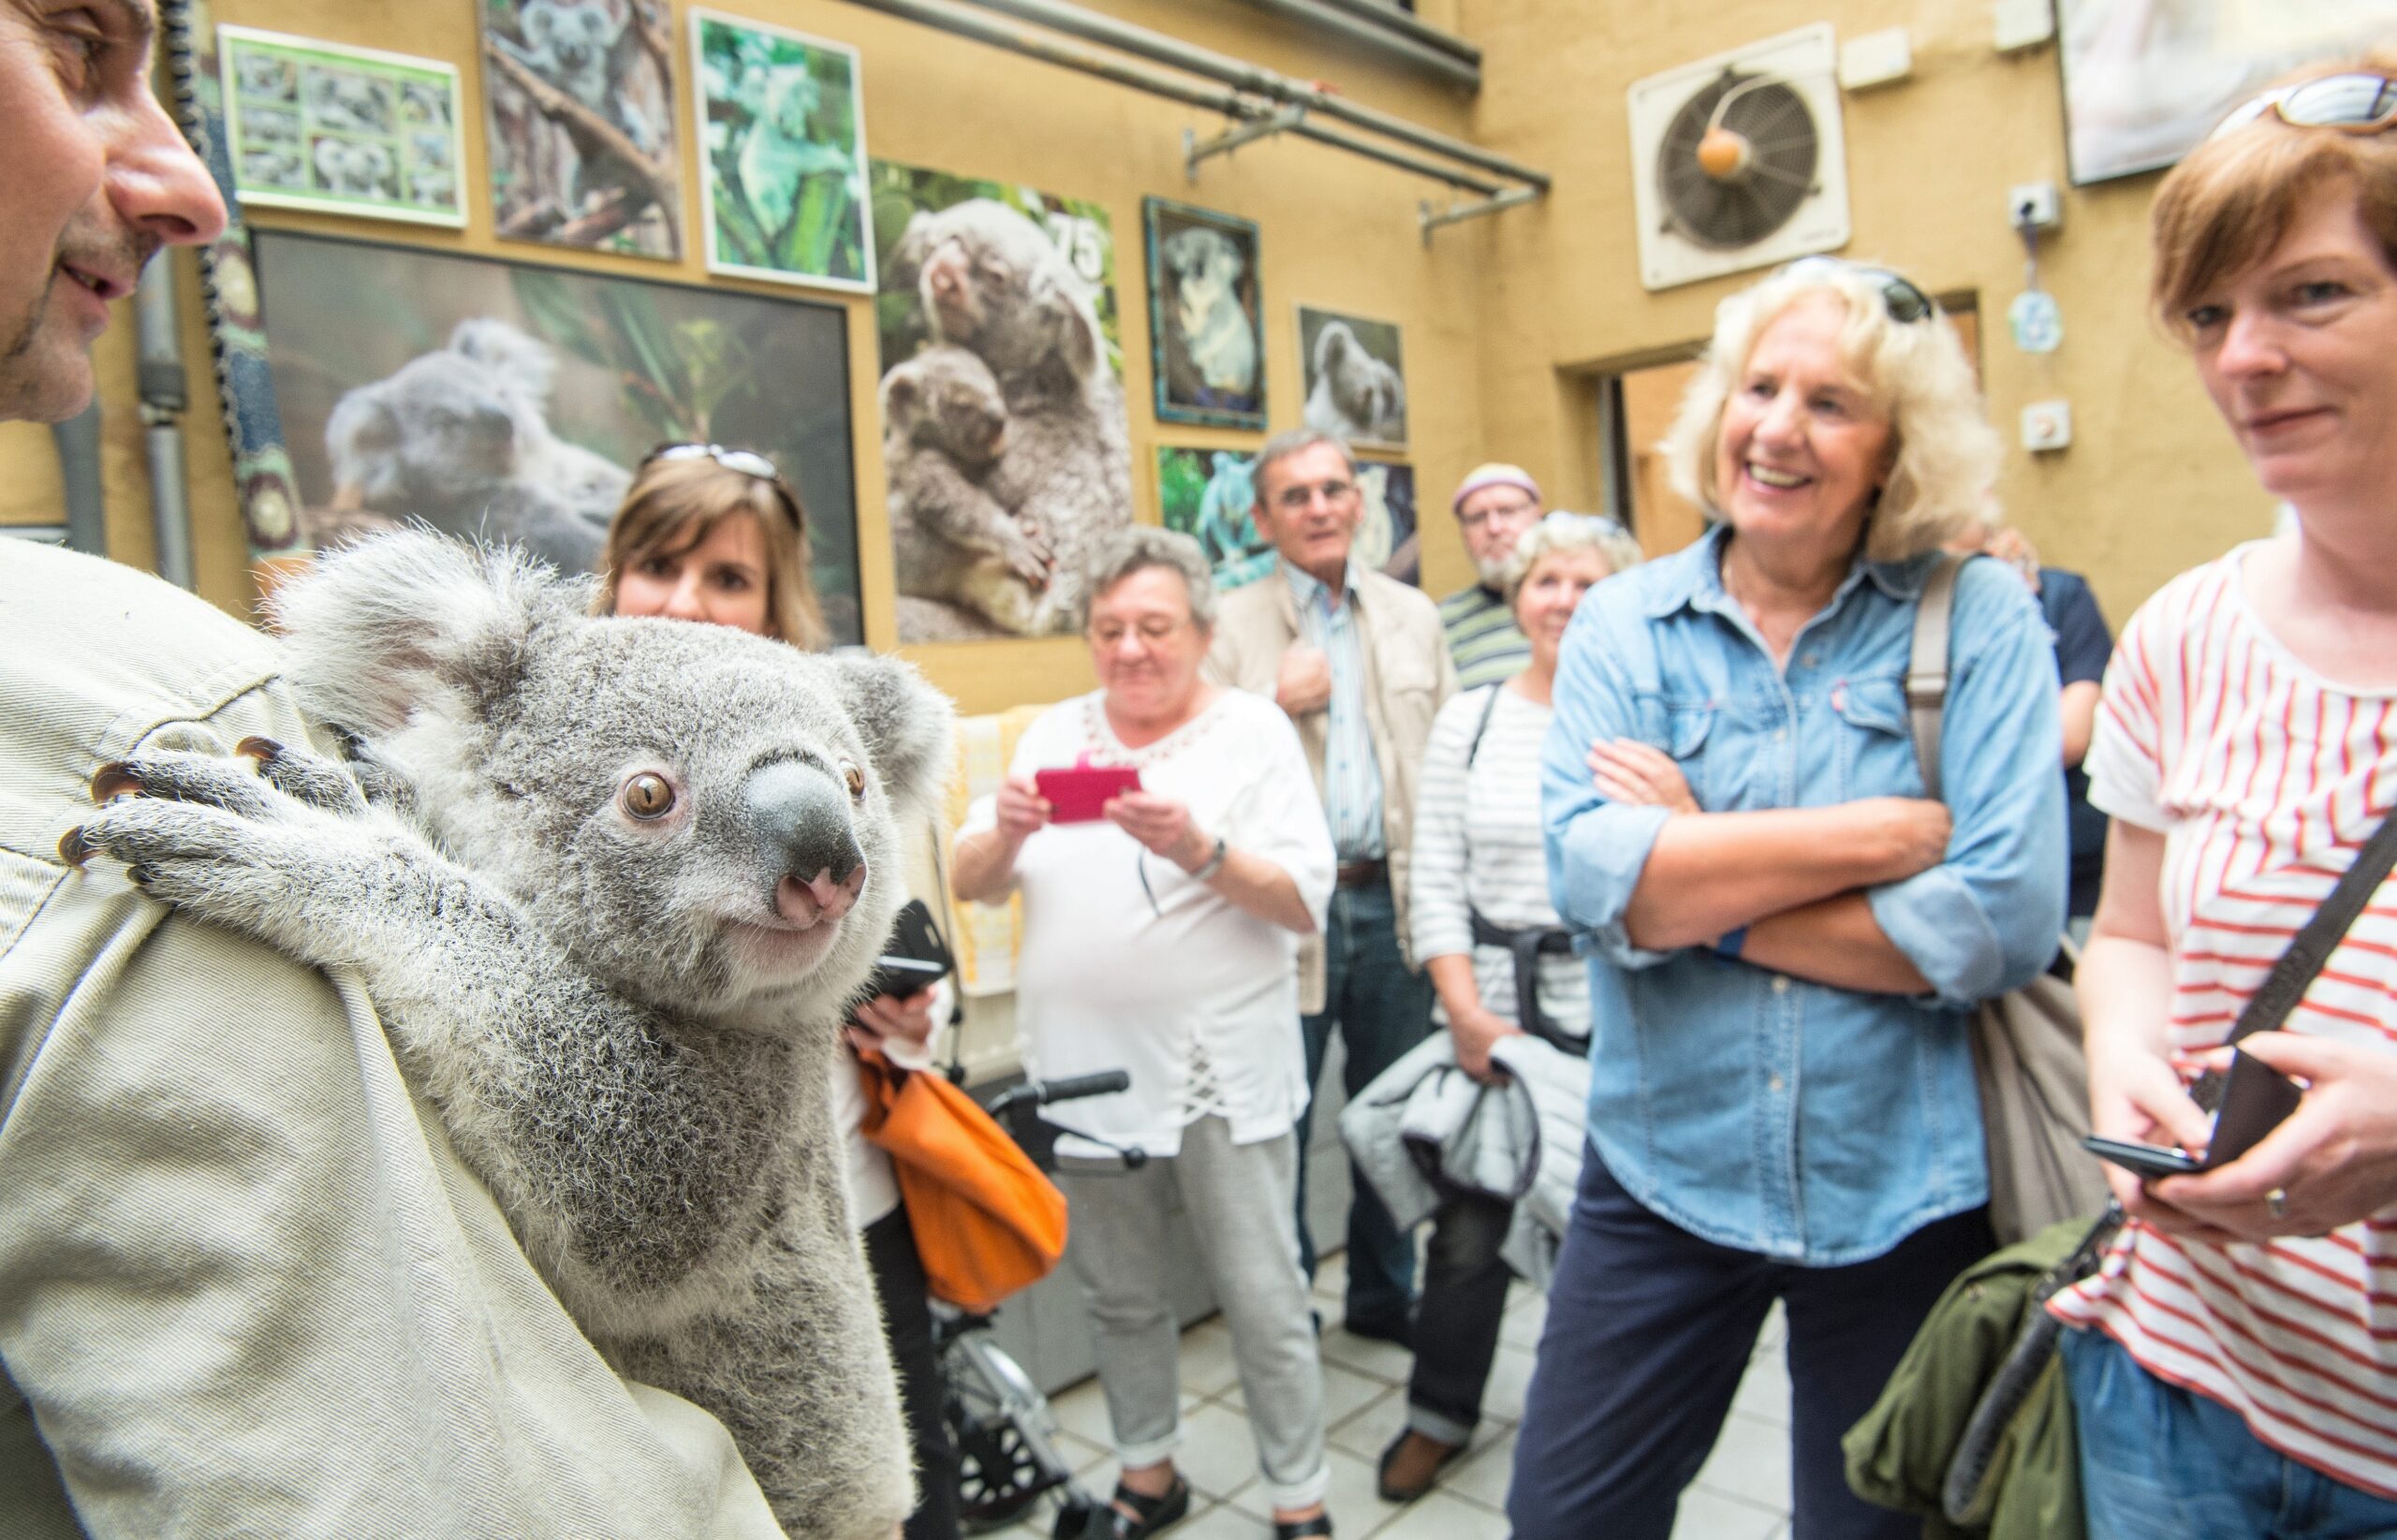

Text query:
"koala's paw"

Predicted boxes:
[[235, 737, 373, 815], [1000, 516, 1053, 589], [61, 752, 402, 961]]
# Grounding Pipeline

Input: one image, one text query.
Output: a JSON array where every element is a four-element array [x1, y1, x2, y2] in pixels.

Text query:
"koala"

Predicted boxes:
[[241, 145, 306, 190], [883, 198, 1133, 637], [1303, 319, 1407, 445], [65, 532, 951, 1540], [1159, 226, 1257, 406], [497, 0, 625, 119], [325, 317, 629, 574], [236, 51, 295, 102], [400, 79, 450, 126], [881, 345, 1056, 635], [313, 138, 395, 199], [303, 66, 392, 135]]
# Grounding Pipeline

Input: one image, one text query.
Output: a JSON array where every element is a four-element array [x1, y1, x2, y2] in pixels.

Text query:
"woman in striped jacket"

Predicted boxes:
[[2051, 53, 2397, 1534]]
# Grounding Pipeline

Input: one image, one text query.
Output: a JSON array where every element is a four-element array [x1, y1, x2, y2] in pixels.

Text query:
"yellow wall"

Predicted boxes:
[[1, 0, 1488, 717], [1457, 0, 2272, 628], [3, 0, 2285, 690]]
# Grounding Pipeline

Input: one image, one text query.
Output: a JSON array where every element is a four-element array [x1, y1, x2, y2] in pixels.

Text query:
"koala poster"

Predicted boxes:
[[480, 0, 682, 258], [1143, 198, 1265, 431], [252, 229, 863, 642], [218, 26, 464, 227], [695, 10, 875, 293], [1156, 447, 1419, 594], [1299, 303, 1410, 453], [870, 160, 1135, 645]]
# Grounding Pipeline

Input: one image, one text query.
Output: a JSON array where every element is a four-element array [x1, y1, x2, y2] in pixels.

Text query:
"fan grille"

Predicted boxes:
[[1656, 70, 1819, 251]]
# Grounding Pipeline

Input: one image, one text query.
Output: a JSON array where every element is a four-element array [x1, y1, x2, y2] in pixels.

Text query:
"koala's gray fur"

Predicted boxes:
[[70, 532, 949, 1540], [881, 345, 1057, 636], [323, 318, 630, 574], [1158, 226, 1257, 401], [883, 198, 1131, 637], [1303, 319, 1407, 446]]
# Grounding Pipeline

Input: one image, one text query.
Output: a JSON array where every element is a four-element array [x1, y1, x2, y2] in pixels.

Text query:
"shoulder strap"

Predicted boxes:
[[1905, 553, 1967, 802], [2224, 799, 2397, 1048], [1464, 684, 1503, 770]]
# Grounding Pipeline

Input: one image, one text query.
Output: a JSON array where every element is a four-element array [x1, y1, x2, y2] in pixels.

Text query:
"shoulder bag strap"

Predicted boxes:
[[1905, 553, 1967, 802], [1464, 683, 1502, 770], [2222, 796, 2397, 1050]]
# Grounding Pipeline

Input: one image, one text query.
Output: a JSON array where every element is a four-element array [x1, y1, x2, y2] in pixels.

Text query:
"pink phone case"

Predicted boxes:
[[1037, 765, 1141, 823]]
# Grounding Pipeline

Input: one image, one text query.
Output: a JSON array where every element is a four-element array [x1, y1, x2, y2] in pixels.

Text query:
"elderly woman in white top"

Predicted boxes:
[[951, 527, 1338, 1540]]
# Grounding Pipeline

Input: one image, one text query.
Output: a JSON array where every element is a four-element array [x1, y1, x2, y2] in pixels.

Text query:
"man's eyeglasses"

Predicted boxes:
[[1272, 477, 1357, 511], [642, 442, 805, 528], [1779, 257, 1935, 326], [2212, 73, 2397, 141]]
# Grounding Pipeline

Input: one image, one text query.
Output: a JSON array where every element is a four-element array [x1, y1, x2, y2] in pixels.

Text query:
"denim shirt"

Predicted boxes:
[[1542, 526, 2066, 1264]]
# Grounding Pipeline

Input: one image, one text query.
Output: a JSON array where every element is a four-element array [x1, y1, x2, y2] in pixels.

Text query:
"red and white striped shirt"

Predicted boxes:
[[2051, 545, 2397, 1496]]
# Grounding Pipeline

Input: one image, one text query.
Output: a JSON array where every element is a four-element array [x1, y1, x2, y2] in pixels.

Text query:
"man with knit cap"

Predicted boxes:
[[1438, 464, 1544, 689]]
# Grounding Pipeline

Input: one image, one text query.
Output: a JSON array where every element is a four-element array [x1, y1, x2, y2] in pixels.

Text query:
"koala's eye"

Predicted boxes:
[[841, 760, 866, 800], [622, 772, 676, 820]]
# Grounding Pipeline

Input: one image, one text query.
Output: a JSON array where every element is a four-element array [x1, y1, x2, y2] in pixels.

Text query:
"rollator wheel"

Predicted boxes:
[[950, 1394, 1065, 1533]]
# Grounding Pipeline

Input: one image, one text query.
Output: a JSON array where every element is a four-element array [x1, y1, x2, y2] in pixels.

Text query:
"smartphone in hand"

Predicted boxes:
[[1035, 765, 1141, 823], [2082, 1049, 2304, 1182]]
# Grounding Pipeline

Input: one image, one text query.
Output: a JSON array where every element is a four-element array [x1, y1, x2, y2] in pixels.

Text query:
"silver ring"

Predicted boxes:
[[2265, 1187, 2289, 1222]]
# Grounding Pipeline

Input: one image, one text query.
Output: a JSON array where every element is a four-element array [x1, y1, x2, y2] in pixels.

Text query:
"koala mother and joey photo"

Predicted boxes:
[[63, 532, 950, 1540], [881, 198, 1132, 641]]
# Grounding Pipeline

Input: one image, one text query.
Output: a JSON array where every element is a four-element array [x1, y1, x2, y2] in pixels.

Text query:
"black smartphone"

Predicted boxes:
[[2081, 1049, 2304, 1182], [861, 898, 954, 1004], [865, 954, 948, 1003]]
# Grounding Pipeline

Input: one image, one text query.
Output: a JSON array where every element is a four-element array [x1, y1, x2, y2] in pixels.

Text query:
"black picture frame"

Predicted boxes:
[[1144, 197, 1266, 432]]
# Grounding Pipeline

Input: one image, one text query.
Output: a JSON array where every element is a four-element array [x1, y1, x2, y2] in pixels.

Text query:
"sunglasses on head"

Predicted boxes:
[[642, 442, 806, 528], [1778, 257, 1936, 326], [2212, 72, 2397, 141]]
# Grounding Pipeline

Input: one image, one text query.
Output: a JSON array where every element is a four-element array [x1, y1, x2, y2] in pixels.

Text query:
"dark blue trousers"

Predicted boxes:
[[1507, 1149, 1993, 1540], [1291, 878, 1434, 1328]]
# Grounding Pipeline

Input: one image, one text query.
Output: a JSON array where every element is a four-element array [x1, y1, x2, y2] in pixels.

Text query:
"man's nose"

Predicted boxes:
[[110, 94, 228, 249]]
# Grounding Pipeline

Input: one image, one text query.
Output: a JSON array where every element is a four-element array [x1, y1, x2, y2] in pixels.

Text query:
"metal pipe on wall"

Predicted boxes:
[[49, 404, 107, 558], [839, 0, 1509, 193], [135, 259, 195, 591], [951, 0, 1550, 189], [1228, 0, 1479, 89]]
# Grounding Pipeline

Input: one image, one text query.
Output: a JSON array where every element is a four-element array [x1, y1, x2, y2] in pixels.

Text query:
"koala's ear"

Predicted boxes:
[[270, 529, 576, 737], [1315, 322, 1350, 374], [1034, 273, 1101, 380], [450, 317, 555, 399], [826, 652, 956, 831], [879, 366, 920, 422], [885, 212, 934, 295]]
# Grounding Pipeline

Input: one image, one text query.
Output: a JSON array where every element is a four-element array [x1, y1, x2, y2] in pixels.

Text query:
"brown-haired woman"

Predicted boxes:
[[602, 445, 958, 1540], [2050, 57, 2397, 1533]]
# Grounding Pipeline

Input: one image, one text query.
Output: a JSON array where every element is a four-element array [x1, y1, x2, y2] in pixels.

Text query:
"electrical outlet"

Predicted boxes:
[[2022, 400, 2073, 453], [2010, 181, 2061, 232]]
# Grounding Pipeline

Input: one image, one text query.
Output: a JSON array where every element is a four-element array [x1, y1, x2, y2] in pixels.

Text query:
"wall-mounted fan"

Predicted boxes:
[[1627, 25, 1850, 291]]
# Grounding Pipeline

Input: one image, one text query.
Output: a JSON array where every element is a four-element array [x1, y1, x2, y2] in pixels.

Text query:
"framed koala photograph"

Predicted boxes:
[[870, 159, 1134, 645], [1298, 303, 1409, 454], [1142, 198, 1265, 432], [480, 0, 682, 258], [1155, 447, 1418, 594], [217, 26, 465, 227], [693, 10, 875, 294], [250, 228, 864, 644]]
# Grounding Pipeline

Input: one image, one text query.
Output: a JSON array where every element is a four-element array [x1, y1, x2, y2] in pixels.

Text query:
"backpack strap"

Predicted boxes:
[[1905, 553, 1967, 802]]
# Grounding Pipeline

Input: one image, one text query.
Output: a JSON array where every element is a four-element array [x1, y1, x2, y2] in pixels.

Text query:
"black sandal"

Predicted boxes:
[[1272, 1516, 1333, 1539], [1081, 1474, 1191, 1540]]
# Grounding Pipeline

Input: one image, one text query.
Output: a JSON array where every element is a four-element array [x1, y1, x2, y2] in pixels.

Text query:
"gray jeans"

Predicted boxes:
[[1056, 1118, 1331, 1509]]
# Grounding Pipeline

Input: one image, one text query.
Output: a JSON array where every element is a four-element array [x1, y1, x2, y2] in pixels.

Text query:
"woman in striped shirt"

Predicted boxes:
[[1376, 512, 1642, 1503], [2052, 54, 2397, 1533]]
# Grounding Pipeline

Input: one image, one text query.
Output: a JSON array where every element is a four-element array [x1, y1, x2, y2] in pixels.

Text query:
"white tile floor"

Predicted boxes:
[[979, 1253, 1795, 1540]]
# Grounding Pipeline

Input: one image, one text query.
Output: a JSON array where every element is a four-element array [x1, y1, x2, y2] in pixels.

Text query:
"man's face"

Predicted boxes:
[[0, 1, 225, 422], [1455, 482, 1541, 585], [1251, 442, 1363, 587]]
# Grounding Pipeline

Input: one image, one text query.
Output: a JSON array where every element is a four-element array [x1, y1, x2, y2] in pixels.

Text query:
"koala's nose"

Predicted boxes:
[[745, 760, 867, 928]]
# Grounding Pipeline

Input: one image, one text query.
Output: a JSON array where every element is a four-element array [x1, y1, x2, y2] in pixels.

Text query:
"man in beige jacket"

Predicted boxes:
[[1206, 429, 1456, 1346], [0, 7, 781, 1534]]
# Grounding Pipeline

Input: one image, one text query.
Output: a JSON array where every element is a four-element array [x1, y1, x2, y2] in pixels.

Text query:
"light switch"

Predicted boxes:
[[2022, 400, 2073, 453]]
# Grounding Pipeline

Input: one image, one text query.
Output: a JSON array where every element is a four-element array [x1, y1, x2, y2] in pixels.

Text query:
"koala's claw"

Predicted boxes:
[[236, 736, 285, 765], [247, 741, 372, 815], [91, 761, 143, 804], [57, 826, 94, 867]]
